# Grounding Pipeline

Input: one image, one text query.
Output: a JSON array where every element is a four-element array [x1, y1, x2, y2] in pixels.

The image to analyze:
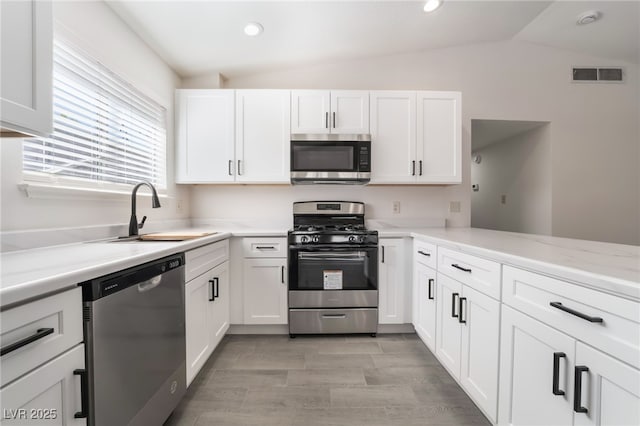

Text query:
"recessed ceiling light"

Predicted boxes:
[[423, 0, 443, 13], [576, 10, 601, 25], [244, 22, 263, 37]]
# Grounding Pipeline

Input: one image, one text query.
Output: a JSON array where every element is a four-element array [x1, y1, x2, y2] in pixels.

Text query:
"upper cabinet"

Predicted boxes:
[[235, 90, 290, 183], [175, 90, 235, 183], [0, 0, 53, 137], [370, 90, 461, 184], [291, 90, 369, 134], [175, 89, 290, 184]]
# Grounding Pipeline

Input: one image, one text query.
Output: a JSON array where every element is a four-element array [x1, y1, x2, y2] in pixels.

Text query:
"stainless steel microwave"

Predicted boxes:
[[290, 134, 371, 184]]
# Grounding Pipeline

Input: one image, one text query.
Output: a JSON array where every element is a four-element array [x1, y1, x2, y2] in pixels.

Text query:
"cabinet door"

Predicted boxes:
[[243, 258, 288, 324], [574, 342, 640, 426], [235, 90, 291, 183], [291, 90, 330, 134], [435, 273, 463, 377], [175, 90, 235, 183], [0, 0, 52, 136], [378, 239, 406, 324], [330, 90, 369, 134], [414, 262, 437, 351], [209, 261, 230, 350], [460, 286, 500, 422], [0, 344, 85, 425], [416, 91, 461, 183], [185, 271, 214, 385], [498, 305, 574, 426], [369, 91, 417, 183]]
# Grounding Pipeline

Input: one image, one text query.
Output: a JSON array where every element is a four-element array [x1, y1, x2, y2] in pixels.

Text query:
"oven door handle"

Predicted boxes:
[[298, 252, 367, 259]]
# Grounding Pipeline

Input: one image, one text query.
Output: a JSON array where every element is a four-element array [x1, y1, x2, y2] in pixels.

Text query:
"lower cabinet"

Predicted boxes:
[[0, 344, 85, 425], [243, 258, 288, 324], [499, 304, 640, 426], [379, 238, 407, 324], [413, 261, 437, 351], [435, 272, 499, 422], [185, 260, 229, 386]]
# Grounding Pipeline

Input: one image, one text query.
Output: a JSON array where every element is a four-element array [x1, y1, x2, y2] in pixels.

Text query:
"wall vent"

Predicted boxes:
[[572, 67, 624, 83]]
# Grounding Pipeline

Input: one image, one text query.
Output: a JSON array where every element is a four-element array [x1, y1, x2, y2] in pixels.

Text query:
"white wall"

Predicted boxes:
[[0, 1, 189, 232], [471, 124, 552, 235], [212, 40, 639, 245]]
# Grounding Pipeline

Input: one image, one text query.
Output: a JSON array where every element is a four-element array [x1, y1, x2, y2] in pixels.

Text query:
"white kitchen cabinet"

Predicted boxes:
[[291, 90, 369, 134], [435, 272, 463, 375], [0, 344, 85, 426], [235, 90, 290, 183], [243, 258, 288, 325], [0, 0, 52, 137], [378, 239, 408, 324], [370, 91, 417, 183], [369, 91, 461, 184], [175, 89, 235, 183], [184, 241, 230, 386], [574, 342, 640, 426], [498, 305, 575, 426], [436, 272, 500, 422], [416, 91, 461, 183], [413, 261, 437, 351]]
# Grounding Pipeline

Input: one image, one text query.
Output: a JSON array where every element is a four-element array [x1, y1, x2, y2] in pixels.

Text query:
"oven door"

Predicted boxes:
[[288, 245, 378, 308]]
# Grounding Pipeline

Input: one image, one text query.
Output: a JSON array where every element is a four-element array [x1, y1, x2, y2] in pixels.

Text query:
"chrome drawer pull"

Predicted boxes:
[[322, 314, 346, 319], [451, 263, 472, 273], [550, 302, 603, 323], [1, 327, 54, 357]]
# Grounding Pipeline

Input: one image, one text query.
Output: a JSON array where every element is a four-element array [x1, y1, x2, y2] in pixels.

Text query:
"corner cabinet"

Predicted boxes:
[[370, 91, 461, 184], [0, 0, 53, 137], [291, 90, 369, 134], [175, 89, 290, 184]]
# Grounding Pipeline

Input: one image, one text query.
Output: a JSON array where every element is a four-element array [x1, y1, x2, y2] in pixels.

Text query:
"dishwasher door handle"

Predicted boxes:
[[138, 275, 163, 292]]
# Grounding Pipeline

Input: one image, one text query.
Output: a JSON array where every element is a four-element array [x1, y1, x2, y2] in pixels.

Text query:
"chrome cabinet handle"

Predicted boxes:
[[228, 160, 233, 176], [451, 263, 472, 273], [237, 160, 242, 175], [332, 112, 336, 128], [550, 302, 603, 323], [1, 327, 54, 356], [322, 314, 346, 319]]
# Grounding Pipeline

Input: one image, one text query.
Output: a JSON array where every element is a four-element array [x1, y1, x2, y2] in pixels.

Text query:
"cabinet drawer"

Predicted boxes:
[[289, 309, 378, 334], [438, 247, 501, 300], [186, 239, 229, 282], [414, 239, 437, 269], [503, 266, 640, 369], [1, 287, 83, 387], [242, 237, 287, 258]]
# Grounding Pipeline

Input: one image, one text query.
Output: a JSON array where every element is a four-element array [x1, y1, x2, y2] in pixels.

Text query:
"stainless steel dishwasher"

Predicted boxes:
[[80, 253, 186, 426]]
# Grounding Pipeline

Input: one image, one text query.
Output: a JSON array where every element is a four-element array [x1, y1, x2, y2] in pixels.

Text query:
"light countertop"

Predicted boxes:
[[2, 226, 638, 309]]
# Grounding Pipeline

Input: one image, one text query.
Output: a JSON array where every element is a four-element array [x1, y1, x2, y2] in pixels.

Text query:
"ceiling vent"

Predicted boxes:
[[572, 67, 624, 83]]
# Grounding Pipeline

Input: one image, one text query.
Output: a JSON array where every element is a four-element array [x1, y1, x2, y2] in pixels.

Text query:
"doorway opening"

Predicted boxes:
[[470, 119, 551, 235]]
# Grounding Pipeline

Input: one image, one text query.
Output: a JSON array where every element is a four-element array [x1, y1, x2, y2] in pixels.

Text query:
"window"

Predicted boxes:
[[23, 40, 167, 191]]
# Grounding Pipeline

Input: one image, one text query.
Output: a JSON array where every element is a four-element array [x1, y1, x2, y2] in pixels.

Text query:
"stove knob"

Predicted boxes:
[[358, 235, 365, 243], [348, 235, 356, 243], [301, 236, 308, 243], [312, 235, 320, 243]]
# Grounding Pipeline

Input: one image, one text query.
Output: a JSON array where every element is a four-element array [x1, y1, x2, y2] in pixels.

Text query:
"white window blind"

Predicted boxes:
[[23, 40, 167, 190]]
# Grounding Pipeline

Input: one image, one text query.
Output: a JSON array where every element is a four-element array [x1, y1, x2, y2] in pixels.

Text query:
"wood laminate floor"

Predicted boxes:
[[164, 334, 490, 426]]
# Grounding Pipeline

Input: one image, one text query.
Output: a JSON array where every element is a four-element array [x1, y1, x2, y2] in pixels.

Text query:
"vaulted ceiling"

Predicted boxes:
[[107, 1, 640, 78]]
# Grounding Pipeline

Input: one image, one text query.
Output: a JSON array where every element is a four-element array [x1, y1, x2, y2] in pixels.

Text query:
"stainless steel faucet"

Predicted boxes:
[[129, 181, 161, 236]]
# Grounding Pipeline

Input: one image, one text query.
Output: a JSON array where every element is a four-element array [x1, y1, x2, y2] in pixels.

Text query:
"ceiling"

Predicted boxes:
[[471, 119, 548, 151], [106, 1, 640, 79]]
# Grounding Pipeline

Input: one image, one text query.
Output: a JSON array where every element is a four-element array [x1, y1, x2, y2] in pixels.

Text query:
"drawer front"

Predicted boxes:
[[186, 239, 229, 282], [438, 247, 501, 300], [503, 265, 640, 369], [289, 309, 378, 334], [414, 240, 437, 269], [1, 288, 83, 387], [242, 237, 287, 258]]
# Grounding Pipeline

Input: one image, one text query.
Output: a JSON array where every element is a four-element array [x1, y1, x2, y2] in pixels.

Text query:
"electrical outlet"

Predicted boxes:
[[392, 201, 401, 214], [176, 199, 184, 213], [450, 201, 461, 213]]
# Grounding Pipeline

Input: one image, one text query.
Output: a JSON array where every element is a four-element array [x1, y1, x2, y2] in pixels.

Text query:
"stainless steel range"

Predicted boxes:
[[288, 201, 378, 336]]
